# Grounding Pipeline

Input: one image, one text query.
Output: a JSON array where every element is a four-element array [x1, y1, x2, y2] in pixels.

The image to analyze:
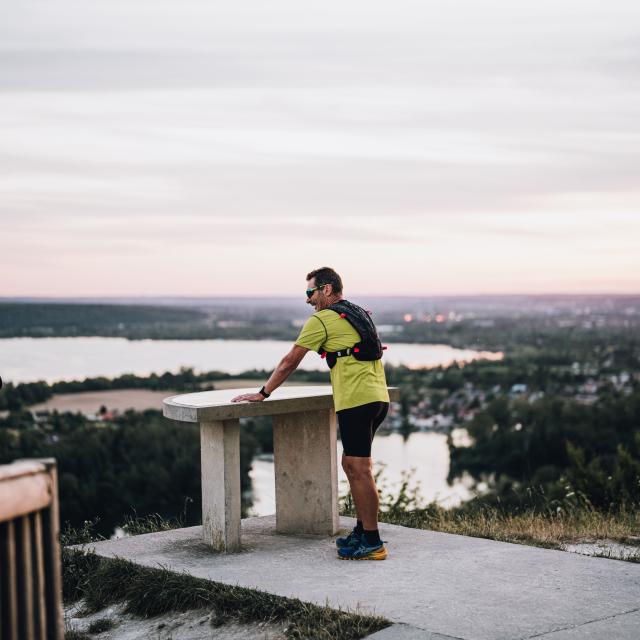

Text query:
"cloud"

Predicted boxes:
[[1, 0, 639, 294]]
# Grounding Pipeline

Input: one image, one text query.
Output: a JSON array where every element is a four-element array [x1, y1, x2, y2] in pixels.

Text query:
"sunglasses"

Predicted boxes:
[[306, 285, 325, 298]]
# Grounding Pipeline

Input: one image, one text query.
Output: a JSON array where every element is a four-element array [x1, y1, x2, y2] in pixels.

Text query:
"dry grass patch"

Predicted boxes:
[[375, 503, 640, 553]]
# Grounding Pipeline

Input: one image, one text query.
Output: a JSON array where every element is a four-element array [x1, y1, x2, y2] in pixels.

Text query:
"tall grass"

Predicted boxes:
[[341, 464, 640, 554]]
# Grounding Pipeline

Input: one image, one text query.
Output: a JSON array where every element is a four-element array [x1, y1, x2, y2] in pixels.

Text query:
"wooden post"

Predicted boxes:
[[40, 459, 64, 640], [0, 520, 18, 640], [16, 516, 35, 639], [31, 512, 47, 640]]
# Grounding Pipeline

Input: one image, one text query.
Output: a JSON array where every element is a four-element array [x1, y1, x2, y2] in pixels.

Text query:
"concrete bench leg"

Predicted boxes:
[[273, 409, 339, 535], [199, 419, 241, 552]]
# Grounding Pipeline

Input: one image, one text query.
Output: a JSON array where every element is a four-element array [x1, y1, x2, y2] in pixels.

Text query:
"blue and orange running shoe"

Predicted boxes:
[[335, 528, 363, 549], [337, 540, 388, 560]]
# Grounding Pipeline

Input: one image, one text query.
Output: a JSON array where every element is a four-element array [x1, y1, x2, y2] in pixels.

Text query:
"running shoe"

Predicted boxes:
[[337, 540, 388, 560], [335, 528, 363, 549]]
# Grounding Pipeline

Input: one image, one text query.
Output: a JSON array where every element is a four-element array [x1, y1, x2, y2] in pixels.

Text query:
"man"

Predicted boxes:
[[232, 267, 390, 560]]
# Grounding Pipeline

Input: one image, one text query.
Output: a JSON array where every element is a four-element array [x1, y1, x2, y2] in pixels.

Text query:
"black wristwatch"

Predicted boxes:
[[259, 386, 271, 398]]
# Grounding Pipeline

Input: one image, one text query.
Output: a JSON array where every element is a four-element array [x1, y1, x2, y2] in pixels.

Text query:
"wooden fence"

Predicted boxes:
[[0, 458, 64, 640]]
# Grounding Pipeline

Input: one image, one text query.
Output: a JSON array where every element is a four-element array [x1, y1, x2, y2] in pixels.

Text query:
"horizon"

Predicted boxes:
[[2, 292, 640, 302]]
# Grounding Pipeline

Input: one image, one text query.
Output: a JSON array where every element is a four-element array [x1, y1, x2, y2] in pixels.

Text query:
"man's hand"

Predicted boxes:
[[231, 392, 265, 403], [230, 345, 308, 404]]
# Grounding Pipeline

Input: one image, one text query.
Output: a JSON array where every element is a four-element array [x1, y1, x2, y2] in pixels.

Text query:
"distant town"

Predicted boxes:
[[1, 294, 639, 345]]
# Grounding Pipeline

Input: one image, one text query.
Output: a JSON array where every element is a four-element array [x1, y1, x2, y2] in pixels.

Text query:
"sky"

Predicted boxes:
[[1, 1, 639, 297]]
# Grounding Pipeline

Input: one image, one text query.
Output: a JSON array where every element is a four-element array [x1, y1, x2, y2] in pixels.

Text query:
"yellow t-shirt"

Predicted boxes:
[[295, 308, 390, 412]]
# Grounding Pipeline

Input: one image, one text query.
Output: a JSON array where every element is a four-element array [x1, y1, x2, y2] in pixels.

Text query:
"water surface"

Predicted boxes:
[[249, 430, 476, 516], [1, 336, 501, 384]]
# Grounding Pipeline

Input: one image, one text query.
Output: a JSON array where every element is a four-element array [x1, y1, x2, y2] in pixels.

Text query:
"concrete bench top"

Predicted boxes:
[[163, 385, 399, 423]]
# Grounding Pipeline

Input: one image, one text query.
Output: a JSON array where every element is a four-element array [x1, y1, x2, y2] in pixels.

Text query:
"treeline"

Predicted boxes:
[[0, 409, 264, 536], [0, 301, 302, 341], [397, 316, 640, 353], [448, 390, 640, 513], [0, 303, 207, 338], [4, 301, 639, 352]]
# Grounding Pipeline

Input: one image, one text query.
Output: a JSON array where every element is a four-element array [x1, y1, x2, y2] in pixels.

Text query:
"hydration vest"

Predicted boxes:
[[316, 300, 386, 369]]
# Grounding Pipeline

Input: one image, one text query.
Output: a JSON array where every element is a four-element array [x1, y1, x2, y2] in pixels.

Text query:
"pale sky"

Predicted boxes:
[[1, 1, 639, 296]]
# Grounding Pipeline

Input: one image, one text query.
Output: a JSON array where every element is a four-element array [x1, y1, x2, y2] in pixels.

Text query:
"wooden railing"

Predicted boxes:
[[0, 458, 64, 640]]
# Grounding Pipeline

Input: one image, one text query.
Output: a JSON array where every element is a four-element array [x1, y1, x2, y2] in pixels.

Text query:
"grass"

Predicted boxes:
[[119, 510, 187, 536], [375, 503, 640, 553], [60, 505, 191, 547], [340, 466, 640, 561], [65, 631, 91, 640], [87, 617, 116, 633], [61, 518, 105, 547], [61, 549, 390, 640]]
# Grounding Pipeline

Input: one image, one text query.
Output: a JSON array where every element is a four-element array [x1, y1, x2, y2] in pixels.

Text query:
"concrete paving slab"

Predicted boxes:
[[77, 516, 640, 640], [525, 609, 640, 639], [364, 623, 460, 639]]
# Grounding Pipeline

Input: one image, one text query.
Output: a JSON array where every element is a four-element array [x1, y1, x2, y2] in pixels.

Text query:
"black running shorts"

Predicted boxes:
[[337, 401, 389, 457]]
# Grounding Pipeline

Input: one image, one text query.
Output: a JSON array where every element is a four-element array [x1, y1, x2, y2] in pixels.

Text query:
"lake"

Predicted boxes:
[[0, 336, 501, 384], [249, 430, 476, 516]]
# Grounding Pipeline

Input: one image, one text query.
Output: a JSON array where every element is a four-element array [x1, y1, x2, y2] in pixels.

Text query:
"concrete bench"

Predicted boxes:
[[163, 385, 399, 552]]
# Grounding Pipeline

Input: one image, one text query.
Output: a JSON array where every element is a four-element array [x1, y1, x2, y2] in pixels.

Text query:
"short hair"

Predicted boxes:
[[306, 267, 343, 294]]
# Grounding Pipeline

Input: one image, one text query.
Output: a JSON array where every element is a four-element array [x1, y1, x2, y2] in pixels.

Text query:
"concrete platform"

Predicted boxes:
[[78, 516, 640, 640]]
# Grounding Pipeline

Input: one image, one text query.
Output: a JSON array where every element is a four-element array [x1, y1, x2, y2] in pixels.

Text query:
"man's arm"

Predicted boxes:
[[231, 344, 309, 402]]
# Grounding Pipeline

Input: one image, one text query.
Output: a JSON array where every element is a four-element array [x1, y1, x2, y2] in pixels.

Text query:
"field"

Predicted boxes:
[[27, 379, 319, 414]]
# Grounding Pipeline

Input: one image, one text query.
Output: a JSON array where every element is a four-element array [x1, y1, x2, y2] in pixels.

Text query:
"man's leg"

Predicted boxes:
[[342, 453, 359, 523], [336, 402, 388, 558], [342, 454, 379, 530]]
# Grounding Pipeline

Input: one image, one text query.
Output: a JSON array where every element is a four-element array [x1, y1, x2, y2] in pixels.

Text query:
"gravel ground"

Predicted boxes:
[[561, 539, 640, 561], [65, 601, 288, 640]]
